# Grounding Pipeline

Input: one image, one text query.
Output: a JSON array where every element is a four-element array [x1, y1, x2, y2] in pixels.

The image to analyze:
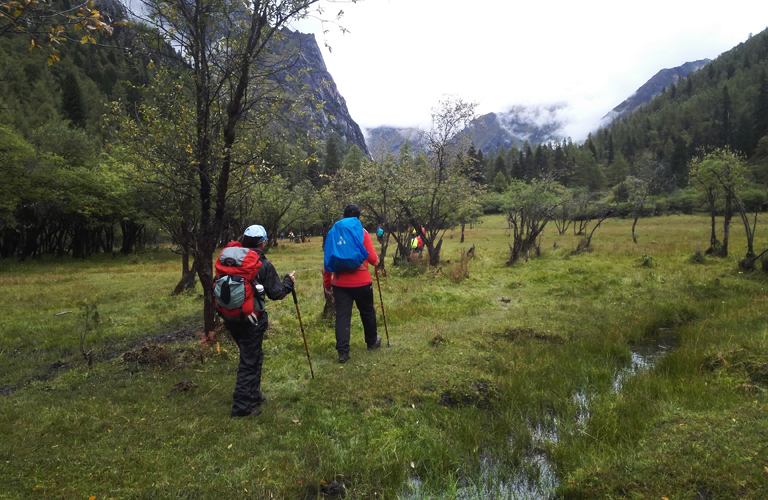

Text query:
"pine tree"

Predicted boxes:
[[324, 136, 341, 177], [669, 136, 689, 187], [720, 85, 733, 148], [342, 144, 366, 171], [686, 75, 693, 97], [755, 71, 768, 139], [465, 144, 485, 184], [493, 154, 506, 178], [607, 133, 615, 164], [61, 72, 86, 129], [586, 136, 598, 160]]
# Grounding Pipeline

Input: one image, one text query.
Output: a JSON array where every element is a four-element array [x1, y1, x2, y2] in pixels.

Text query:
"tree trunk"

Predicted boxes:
[[460, 222, 465, 243], [196, 250, 217, 335], [428, 238, 442, 267], [120, 220, 144, 255], [377, 233, 388, 275], [709, 212, 717, 250], [722, 193, 732, 257], [172, 250, 197, 295], [632, 217, 639, 244]]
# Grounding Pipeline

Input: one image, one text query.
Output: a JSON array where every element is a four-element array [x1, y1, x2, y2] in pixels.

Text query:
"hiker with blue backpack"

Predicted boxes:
[[214, 224, 295, 418], [323, 204, 381, 363]]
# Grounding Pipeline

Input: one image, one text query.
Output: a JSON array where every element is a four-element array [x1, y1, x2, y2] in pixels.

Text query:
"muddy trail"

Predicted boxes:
[[0, 327, 201, 397]]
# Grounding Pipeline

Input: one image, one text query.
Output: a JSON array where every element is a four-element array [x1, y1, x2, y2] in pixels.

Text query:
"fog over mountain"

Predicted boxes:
[[364, 58, 713, 157]]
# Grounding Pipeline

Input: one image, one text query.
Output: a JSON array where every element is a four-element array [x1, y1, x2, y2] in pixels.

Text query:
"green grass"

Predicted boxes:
[[3, 214, 768, 498]]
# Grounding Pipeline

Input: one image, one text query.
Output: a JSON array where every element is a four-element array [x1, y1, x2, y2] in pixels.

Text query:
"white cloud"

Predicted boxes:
[[293, 0, 768, 142]]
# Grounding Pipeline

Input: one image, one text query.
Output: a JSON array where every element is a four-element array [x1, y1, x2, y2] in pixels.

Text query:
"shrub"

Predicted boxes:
[[739, 256, 757, 272], [639, 254, 654, 268], [690, 248, 706, 264], [665, 187, 699, 214]]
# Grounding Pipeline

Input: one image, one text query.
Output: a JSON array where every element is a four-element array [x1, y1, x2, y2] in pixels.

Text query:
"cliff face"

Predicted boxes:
[[277, 30, 370, 157]]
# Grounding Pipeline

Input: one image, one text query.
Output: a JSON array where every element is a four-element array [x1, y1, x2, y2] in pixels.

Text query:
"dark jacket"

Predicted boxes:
[[253, 248, 294, 301]]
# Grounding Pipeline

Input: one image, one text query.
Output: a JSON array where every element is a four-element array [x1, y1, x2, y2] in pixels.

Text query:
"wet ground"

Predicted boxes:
[[401, 329, 680, 499]]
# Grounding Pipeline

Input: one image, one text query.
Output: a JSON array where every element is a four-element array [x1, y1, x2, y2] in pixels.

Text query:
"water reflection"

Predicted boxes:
[[613, 329, 679, 392], [400, 331, 679, 499]]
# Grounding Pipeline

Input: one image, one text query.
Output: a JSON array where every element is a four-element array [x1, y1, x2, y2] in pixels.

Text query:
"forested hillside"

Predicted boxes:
[[471, 29, 768, 201], [0, 13, 152, 259], [594, 29, 768, 186], [0, 6, 368, 262]]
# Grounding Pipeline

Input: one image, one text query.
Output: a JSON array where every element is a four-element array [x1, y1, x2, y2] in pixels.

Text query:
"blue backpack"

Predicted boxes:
[[324, 218, 369, 273]]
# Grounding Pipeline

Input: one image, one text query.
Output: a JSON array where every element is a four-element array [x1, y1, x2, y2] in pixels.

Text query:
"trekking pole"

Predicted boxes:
[[374, 267, 391, 347], [291, 288, 314, 379]]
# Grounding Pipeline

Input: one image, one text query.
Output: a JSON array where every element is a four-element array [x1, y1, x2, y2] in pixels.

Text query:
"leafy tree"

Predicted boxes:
[[334, 155, 412, 272], [689, 148, 750, 258], [620, 159, 668, 244], [0, 0, 114, 65], [401, 96, 482, 266], [502, 178, 564, 265], [689, 153, 723, 254], [492, 171, 508, 193], [552, 187, 574, 236], [0, 125, 35, 233], [120, 0, 340, 334]]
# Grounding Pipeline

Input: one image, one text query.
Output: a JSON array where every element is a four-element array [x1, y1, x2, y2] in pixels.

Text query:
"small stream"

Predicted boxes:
[[612, 328, 679, 392], [400, 330, 679, 499]]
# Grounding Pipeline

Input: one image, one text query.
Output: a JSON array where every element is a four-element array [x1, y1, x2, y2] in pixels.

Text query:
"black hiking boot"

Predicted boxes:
[[338, 352, 350, 364], [250, 395, 267, 408], [367, 336, 382, 351], [231, 407, 262, 418]]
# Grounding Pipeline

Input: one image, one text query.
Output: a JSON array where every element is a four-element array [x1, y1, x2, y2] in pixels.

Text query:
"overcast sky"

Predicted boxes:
[[291, 0, 768, 141]]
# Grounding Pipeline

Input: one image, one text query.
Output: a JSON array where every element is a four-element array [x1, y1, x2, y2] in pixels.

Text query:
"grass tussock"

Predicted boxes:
[[3, 214, 768, 498]]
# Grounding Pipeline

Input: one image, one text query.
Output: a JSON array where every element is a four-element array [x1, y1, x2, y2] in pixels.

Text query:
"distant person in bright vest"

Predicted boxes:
[[215, 224, 295, 418], [410, 231, 419, 258], [323, 203, 380, 364], [376, 226, 384, 245]]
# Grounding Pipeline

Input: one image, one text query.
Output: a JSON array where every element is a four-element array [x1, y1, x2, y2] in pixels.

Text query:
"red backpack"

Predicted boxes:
[[213, 242, 263, 324]]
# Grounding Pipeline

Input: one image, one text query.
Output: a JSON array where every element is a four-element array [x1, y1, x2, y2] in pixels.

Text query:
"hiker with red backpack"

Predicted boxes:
[[323, 204, 380, 364], [214, 224, 295, 418]]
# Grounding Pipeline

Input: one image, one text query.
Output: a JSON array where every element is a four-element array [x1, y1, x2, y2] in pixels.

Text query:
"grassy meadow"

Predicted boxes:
[[2, 213, 768, 499]]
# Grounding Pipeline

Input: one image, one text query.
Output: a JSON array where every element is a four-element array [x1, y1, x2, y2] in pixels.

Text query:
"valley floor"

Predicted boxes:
[[2, 213, 768, 499]]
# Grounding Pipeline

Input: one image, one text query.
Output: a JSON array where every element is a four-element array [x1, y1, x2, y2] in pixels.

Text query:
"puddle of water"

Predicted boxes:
[[573, 390, 591, 427], [399, 422, 560, 500], [401, 333, 679, 499], [613, 329, 679, 392]]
